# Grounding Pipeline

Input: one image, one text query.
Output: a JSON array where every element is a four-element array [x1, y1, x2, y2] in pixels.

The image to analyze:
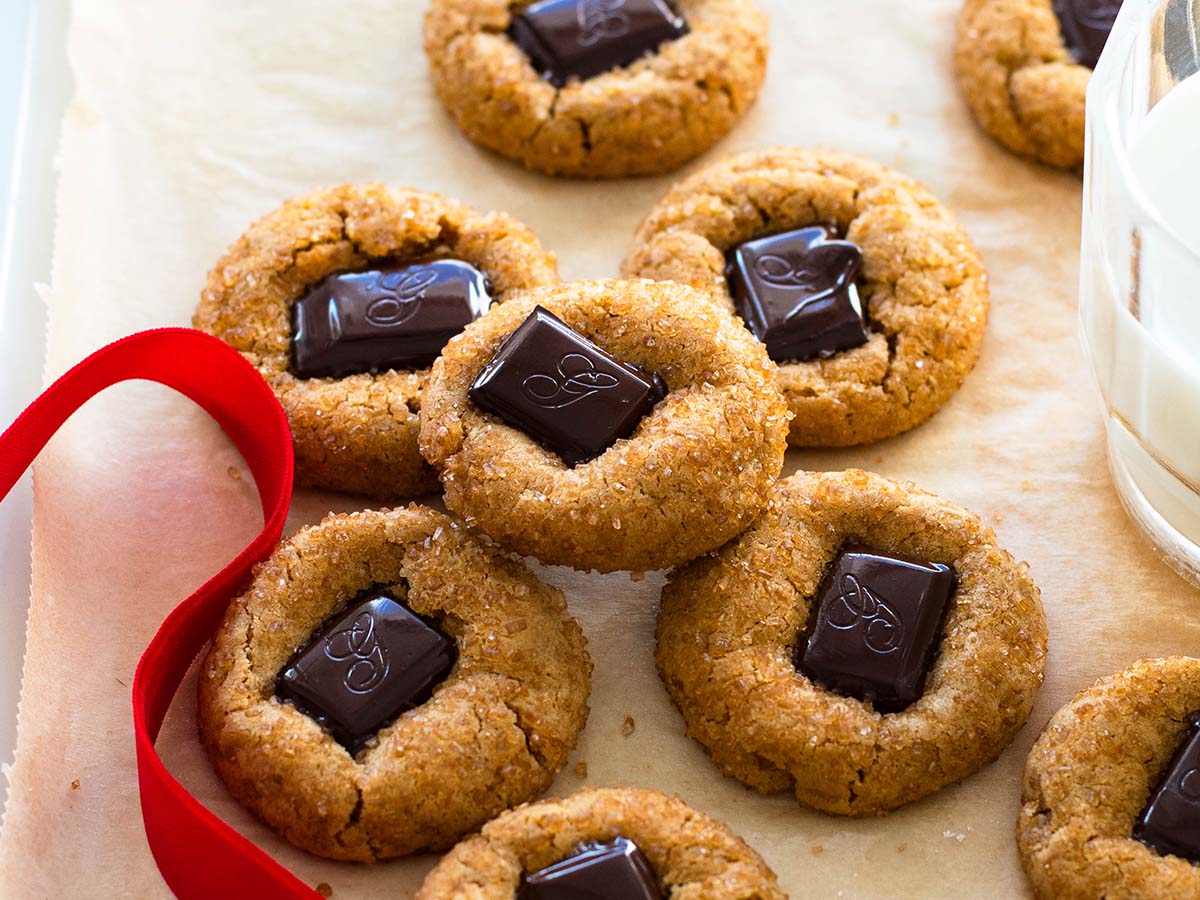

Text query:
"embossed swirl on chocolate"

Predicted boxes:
[[276, 588, 457, 753], [508, 0, 689, 87], [290, 259, 492, 379], [469, 306, 668, 467], [323, 611, 390, 694], [726, 225, 869, 364], [521, 353, 622, 409], [1051, 0, 1123, 69], [824, 573, 905, 655], [796, 544, 956, 713]]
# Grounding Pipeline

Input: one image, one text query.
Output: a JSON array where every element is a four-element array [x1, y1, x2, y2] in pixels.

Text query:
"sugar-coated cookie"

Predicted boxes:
[[623, 148, 989, 447], [197, 506, 591, 861], [954, 0, 1120, 169], [419, 279, 790, 574], [1019, 657, 1200, 899], [415, 788, 786, 899], [423, 0, 769, 178], [657, 469, 1047, 815]]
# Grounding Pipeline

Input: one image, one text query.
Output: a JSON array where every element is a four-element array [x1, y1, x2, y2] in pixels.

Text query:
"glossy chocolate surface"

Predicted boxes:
[[1051, 0, 1123, 69], [509, 0, 688, 87], [276, 589, 457, 753], [796, 544, 956, 713], [726, 225, 869, 364], [468, 306, 668, 467], [291, 259, 492, 379], [518, 838, 663, 900], [1136, 712, 1200, 863]]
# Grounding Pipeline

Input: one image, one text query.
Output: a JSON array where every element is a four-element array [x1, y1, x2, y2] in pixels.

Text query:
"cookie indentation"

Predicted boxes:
[[469, 306, 668, 467]]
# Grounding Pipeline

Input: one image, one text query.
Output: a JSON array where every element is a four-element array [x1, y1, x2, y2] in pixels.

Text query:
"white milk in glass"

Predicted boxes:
[[1101, 71, 1200, 556]]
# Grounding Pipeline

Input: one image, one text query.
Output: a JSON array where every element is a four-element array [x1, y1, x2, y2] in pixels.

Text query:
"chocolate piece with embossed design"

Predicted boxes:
[[1051, 0, 1123, 69], [291, 259, 492, 379], [796, 544, 956, 713], [509, 0, 689, 88], [469, 305, 668, 467], [276, 588, 457, 753], [1135, 711, 1200, 863], [519, 837, 663, 900], [726, 225, 868, 364]]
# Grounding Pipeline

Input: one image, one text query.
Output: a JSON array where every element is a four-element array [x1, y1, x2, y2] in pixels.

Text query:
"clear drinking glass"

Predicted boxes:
[[1081, 0, 1200, 585]]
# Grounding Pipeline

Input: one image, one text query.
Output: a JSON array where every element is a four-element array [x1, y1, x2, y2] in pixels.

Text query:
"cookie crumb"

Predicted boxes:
[[227, 466, 242, 481], [897, 842, 907, 853], [887, 112, 901, 128], [993, 511, 1004, 524], [1021, 480, 1033, 492], [621, 716, 636, 737], [575, 761, 588, 778], [811, 844, 824, 856], [315, 883, 333, 897], [70, 779, 80, 791]]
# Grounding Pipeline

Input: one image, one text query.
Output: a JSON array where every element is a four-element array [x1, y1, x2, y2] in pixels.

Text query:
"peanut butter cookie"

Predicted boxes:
[[656, 469, 1047, 815], [197, 505, 591, 861], [193, 183, 558, 499], [418, 279, 790, 574], [422, 0, 769, 178], [1019, 657, 1200, 900], [415, 788, 786, 899], [954, 0, 1121, 169], [622, 147, 989, 448]]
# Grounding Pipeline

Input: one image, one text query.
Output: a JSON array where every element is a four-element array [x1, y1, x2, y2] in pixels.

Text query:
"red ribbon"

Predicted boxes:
[[0, 329, 323, 898]]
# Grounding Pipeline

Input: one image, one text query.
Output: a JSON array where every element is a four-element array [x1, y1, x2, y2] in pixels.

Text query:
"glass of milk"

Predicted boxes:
[[1081, 0, 1200, 584]]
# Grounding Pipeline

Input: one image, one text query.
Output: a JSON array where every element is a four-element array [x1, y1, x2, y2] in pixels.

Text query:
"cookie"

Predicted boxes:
[[954, 0, 1118, 169], [1018, 657, 1200, 899], [197, 505, 591, 861], [422, 0, 769, 178], [193, 183, 558, 499], [418, 279, 790, 574], [622, 147, 989, 448], [656, 469, 1047, 815], [415, 788, 786, 899]]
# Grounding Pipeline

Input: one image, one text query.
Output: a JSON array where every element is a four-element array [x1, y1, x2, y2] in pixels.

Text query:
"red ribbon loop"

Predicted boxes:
[[0, 328, 319, 898]]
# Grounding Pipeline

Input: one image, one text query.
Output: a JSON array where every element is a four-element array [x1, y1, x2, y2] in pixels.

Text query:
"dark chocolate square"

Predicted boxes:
[[796, 544, 956, 713], [726, 225, 869, 364], [1051, 0, 1122, 69], [518, 838, 663, 900], [509, 0, 688, 87], [291, 259, 492, 379], [468, 305, 668, 467], [1135, 712, 1200, 863], [276, 589, 457, 752]]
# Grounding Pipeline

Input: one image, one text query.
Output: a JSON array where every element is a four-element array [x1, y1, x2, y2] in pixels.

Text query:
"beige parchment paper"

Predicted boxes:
[[4, 0, 1199, 896]]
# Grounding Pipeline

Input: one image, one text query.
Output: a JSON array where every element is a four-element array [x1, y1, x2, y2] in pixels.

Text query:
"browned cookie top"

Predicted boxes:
[[1019, 657, 1200, 899], [197, 505, 591, 861], [657, 469, 1047, 815], [623, 148, 989, 448], [419, 278, 790, 574], [416, 788, 786, 899], [955, 0, 1102, 169], [422, 0, 769, 178]]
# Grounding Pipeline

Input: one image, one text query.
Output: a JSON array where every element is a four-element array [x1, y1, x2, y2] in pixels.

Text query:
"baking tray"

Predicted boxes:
[[0, 0, 69, 810]]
